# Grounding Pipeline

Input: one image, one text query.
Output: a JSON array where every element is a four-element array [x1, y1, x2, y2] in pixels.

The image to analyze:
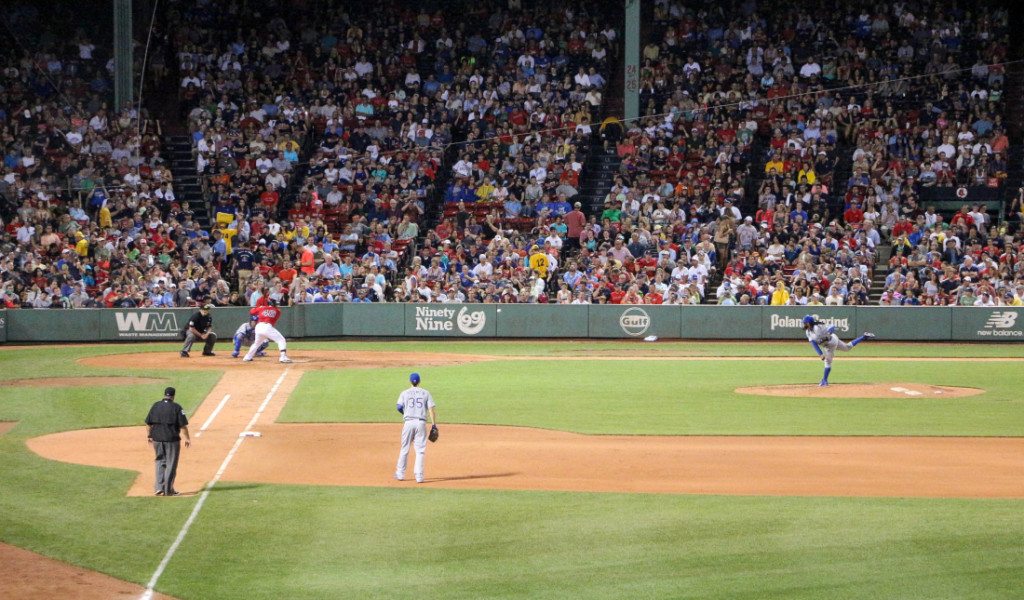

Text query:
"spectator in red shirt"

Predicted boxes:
[[259, 184, 280, 210], [564, 202, 586, 251], [950, 206, 974, 228], [843, 201, 865, 226]]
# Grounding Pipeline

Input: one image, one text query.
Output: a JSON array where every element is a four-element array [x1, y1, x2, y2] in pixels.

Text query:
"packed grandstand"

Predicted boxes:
[[1, 0, 1022, 310]]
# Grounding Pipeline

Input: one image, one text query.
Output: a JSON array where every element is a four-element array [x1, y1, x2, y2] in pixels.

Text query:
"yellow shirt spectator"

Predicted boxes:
[[221, 227, 237, 254], [770, 284, 790, 306], [765, 159, 784, 174], [528, 247, 549, 279], [798, 168, 817, 185], [99, 205, 112, 228], [75, 236, 89, 257], [476, 182, 495, 201]]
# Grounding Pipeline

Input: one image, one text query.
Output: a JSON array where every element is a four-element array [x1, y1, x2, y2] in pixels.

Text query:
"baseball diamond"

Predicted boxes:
[[3, 339, 1024, 599], [2, 0, 1024, 597]]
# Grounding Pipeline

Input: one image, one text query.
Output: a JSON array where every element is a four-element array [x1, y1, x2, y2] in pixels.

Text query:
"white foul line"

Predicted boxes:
[[141, 368, 290, 600], [195, 394, 231, 438]]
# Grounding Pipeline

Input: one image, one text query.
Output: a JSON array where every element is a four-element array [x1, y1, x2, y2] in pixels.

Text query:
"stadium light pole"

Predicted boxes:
[[113, 0, 134, 112], [624, 0, 640, 121]]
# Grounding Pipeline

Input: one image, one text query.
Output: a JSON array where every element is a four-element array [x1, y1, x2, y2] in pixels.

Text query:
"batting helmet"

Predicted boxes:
[[410, 372, 421, 385], [802, 315, 815, 326], [250, 314, 259, 321]]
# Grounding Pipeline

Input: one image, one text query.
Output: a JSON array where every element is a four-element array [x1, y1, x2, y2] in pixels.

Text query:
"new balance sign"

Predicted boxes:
[[977, 310, 1022, 338], [114, 312, 181, 339]]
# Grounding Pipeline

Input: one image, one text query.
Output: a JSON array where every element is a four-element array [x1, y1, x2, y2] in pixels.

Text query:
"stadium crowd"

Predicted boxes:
[[478, 0, 1021, 307], [1, 0, 1021, 309]]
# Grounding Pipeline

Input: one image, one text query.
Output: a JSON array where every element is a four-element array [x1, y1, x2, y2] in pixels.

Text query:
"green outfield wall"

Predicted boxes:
[[1, 306, 1021, 343]]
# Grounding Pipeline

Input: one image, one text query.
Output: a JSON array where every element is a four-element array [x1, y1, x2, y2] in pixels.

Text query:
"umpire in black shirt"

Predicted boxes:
[[181, 303, 217, 357], [145, 387, 191, 496]]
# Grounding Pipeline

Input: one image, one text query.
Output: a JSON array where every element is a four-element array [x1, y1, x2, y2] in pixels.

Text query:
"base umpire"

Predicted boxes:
[[145, 386, 191, 496]]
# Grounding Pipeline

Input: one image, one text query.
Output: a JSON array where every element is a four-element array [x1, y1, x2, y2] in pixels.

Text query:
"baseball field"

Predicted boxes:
[[1, 340, 1023, 599]]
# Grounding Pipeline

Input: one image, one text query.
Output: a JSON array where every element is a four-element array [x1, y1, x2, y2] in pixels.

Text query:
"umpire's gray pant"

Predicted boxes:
[[182, 331, 217, 354], [153, 440, 181, 494]]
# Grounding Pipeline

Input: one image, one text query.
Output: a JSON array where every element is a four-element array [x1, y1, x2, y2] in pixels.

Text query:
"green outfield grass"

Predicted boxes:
[[282, 359, 1024, 436], [0, 342, 1022, 599]]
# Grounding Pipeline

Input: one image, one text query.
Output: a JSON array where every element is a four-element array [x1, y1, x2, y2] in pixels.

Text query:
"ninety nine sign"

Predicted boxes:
[[413, 306, 487, 335], [114, 312, 181, 339]]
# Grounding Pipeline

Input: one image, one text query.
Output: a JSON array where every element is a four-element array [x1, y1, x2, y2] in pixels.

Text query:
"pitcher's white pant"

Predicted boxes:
[[395, 419, 427, 480], [243, 322, 286, 360], [822, 334, 853, 367]]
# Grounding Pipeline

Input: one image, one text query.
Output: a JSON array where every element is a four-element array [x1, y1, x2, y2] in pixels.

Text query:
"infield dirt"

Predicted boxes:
[[21, 350, 1024, 499], [0, 543, 175, 600]]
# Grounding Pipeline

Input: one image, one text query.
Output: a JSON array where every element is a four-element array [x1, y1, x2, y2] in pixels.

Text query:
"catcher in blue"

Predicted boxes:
[[231, 315, 269, 358], [802, 315, 875, 386]]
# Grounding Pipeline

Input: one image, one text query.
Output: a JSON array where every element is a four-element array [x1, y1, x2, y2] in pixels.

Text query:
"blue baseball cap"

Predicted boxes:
[[410, 372, 420, 385], [250, 314, 259, 321], [802, 315, 815, 325]]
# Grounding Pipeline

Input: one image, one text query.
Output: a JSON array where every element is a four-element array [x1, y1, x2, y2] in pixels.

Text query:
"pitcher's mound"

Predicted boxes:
[[736, 383, 984, 398]]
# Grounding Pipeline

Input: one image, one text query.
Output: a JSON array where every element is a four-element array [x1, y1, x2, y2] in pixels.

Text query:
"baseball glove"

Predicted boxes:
[[428, 424, 439, 442]]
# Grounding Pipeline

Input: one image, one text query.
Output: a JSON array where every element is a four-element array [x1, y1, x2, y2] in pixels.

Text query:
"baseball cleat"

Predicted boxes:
[[279, 357, 293, 363], [256, 352, 267, 357], [394, 473, 404, 481], [242, 357, 253, 362], [862, 332, 876, 339], [203, 351, 216, 356], [818, 380, 829, 387], [416, 477, 424, 483], [231, 352, 239, 358], [180, 351, 189, 358]]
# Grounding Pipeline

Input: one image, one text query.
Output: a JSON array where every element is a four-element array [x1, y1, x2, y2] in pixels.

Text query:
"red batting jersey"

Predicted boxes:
[[251, 305, 282, 325]]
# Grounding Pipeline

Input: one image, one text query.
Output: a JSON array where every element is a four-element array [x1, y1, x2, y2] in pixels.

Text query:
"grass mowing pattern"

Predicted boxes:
[[0, 346, 219, 583], [160, 485, 1024, 600], [0, 342, 1022, 598], [281, 359, 1024, 436]]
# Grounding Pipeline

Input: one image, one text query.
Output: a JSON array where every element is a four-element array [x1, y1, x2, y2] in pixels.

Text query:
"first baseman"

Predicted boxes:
[[394, 372, 436, 483], [232, 315, 269, 358], [803, 315, 875, 386]]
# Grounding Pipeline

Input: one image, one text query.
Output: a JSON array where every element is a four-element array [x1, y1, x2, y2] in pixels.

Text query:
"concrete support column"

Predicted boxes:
[[624, 0, 640, 121], [113, 0, 134, 111]]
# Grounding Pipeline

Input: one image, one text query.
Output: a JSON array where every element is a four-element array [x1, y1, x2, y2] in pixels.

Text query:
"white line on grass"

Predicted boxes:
[[195, 394, 231, 438], [141, 368, 290, 600]]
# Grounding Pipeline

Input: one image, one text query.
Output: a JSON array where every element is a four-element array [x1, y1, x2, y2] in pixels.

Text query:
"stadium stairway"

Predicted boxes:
[[164, 135, 209, 228], [577, 144, 620, 217], [868, 244, 892, 304]]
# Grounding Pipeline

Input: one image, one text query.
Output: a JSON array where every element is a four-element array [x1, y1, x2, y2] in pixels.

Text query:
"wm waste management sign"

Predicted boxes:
[[405, 305, 497, 337], [101, 310, 185, 340], [952, 308, 1024, 341]]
